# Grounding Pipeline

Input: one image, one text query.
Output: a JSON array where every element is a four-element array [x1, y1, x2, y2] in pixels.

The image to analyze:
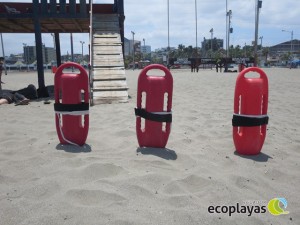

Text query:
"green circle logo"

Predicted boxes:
[[267, 198, 289, 216]]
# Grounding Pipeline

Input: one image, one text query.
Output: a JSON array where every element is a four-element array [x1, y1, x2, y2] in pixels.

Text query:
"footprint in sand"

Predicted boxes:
[[77, 163, 126, 181], [162, 174, 212, 195], [65, 189, 126, 206]]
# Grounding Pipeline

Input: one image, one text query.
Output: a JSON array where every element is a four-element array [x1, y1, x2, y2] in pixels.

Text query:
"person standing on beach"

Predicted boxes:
[[216, 59, 221, 73]]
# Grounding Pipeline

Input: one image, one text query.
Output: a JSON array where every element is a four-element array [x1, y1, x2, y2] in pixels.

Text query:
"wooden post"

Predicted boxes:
[[33, 0, 49, 97], [59, 0, 66, 14], [115, 0, 125, 56], [41, 0, 48, 14], [114, 0, 124, 14], [118, 0, 124, 14], [55, 33, 61, 67], [50, 0, 56, 14], [80, 0, 87, 15], [69, 0, 76, 15]]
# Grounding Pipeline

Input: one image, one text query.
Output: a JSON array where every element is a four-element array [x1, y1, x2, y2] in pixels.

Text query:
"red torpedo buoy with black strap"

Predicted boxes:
[[54, 62, 89, 146], [232, 67, 269, 155], [135, 64, 173, 148]]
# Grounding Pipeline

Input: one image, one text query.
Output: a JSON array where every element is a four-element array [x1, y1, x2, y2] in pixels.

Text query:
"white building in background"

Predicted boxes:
[[23, 45, 55, 64], [141, 45, 151, 54], [124, 37, 148, 56]]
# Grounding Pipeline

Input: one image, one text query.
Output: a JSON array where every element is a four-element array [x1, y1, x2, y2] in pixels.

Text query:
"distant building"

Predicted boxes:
[[153, 47, 176, 58], [201, 37, 224, 51], [124, 37, 141, 56], [45, 47, 56, 64], [23, 45, 56, 64], [269, 39, 300, 56], [23, 45, 35, 64], [141, 45, 151, 54], [124, 38, 130, 56], [149, 47, 176, 63]]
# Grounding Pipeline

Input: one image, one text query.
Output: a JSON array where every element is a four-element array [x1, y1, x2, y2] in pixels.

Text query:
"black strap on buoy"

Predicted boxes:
[[135, 108, 172, 123], [232, 114, 269, 127], [54, 103, 89, 114]]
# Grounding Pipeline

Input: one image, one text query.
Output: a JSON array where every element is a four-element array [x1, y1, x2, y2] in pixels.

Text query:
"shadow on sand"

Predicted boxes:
[[137, 147, 177, 160], [56, 143, 92, 153], [234, 151, 272, 162]]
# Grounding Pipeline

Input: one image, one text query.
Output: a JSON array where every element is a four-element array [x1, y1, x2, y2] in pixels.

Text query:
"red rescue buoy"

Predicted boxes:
[[232, 67, 269, 155], [54, 62, 89, 146], [135, 64, 173, 148]]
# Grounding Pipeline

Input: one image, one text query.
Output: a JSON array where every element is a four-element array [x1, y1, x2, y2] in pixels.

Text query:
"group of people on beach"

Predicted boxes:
[[0, 57, 38, 105]]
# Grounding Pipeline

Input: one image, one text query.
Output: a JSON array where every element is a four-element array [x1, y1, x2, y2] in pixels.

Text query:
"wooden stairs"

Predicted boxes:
[[90, 14, 128, 105]]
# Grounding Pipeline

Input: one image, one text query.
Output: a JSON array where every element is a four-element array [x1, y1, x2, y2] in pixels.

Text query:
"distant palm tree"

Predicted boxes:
[[262, 47, 269, 64], [178, 44, 184, 51]]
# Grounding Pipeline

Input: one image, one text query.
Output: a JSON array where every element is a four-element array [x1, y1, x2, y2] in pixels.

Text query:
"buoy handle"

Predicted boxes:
[[239, 67, 268, 80], [55, 62, 87, 77], [140, 64, 172, 79]]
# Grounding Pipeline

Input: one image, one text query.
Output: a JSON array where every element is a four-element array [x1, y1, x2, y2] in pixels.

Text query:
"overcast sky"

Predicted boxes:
[[1, 0, 299, 56]]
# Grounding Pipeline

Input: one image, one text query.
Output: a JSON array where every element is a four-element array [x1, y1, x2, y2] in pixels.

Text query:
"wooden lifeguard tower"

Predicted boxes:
[[0, 0, 128, 104]]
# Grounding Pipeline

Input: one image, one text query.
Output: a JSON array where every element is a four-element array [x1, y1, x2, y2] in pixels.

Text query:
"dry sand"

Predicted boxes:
[[0, 67, 299, 225]]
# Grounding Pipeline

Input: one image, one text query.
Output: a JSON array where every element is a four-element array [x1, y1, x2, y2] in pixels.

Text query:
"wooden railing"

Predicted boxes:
[[0, 1, 124, 17], [34, 0, 88, 16]]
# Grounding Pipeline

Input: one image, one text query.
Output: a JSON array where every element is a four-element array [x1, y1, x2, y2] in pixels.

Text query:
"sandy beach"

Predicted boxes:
[[0, 67, 299, 225]]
